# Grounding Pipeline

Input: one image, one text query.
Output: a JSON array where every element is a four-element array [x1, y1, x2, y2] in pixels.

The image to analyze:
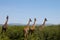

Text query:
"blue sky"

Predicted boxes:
[[0, 0, 60, 24]]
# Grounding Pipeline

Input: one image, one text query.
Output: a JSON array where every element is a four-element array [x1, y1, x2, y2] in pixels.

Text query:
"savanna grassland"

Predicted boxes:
[[0, 25, 60, 40]]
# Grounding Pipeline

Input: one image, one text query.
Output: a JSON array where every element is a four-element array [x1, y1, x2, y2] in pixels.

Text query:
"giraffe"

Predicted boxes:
[[1, 16, 9, 33], [29, 18, 36, 34], [39, 18, 47, 31], [23, 18, 32, 38]]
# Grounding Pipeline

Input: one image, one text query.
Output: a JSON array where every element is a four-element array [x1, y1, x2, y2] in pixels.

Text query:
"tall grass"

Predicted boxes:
[[0, 25, 60, 40]]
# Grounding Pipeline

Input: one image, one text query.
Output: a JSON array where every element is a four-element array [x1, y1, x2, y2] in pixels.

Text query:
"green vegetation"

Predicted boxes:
[[0, 25, 60, 40]]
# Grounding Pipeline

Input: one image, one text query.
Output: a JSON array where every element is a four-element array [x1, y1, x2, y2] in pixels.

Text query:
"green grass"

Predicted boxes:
[[0, 25, 60, 40]]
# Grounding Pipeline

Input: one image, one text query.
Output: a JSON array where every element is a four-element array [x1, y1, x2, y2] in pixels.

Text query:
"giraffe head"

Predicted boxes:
[[6, 16, 9, 20], [45, 18, 47, 21], [34, 18, 36, 22], [29, 18, 32, 22]]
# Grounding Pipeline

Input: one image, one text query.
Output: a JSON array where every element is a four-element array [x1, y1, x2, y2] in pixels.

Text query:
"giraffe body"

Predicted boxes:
[[29, 18, 36, 34], [23, 18, 32, 38], [39, 18, 47, 31], [1, 16, 9, 33]]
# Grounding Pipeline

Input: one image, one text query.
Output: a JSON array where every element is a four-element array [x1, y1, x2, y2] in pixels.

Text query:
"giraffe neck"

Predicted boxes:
[[26, 21, 30, 27], [4, 19, 8, 25], [32, 21, 36, 28], [42, 20, 46, 26]]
